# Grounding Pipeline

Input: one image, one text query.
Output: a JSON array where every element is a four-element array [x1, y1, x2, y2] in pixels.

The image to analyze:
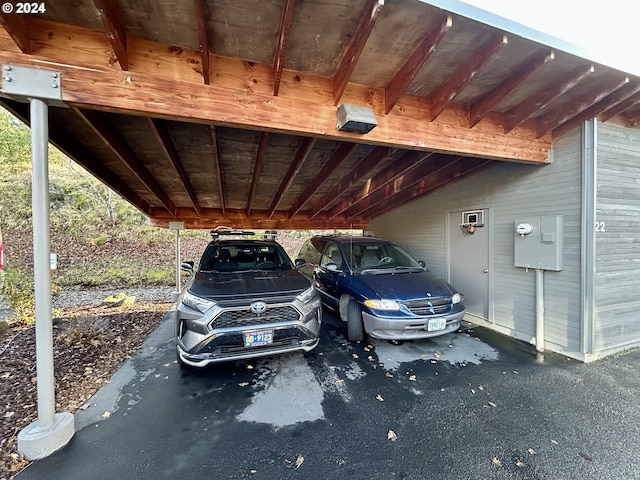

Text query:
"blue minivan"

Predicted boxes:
[[297, 235, 465, 342]]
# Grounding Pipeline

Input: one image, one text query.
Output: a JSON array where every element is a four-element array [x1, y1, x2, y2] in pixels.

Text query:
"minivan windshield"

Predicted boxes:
[[342, 242, 424, 273]]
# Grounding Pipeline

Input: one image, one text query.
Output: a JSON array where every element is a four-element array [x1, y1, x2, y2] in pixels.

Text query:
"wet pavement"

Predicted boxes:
[[15, 310, 640, 480]]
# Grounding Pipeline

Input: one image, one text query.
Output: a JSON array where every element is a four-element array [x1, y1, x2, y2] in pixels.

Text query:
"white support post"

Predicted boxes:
[[17, 98, 74, 460], [169, 221, 185, 302]]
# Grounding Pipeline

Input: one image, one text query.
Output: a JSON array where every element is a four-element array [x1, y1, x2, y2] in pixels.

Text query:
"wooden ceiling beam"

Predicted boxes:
[[209, 126, 226, 216], [247, 132, 269, 216], [309, 146, 393, 218], [0, 12, 31, 53], [469, 49, 554, 128], [273, 0, 296, 96], [429, 33, 507, 121], [148, 117, 202, 215], [553, 80, 640, 139], [363, 157, 492, 219], [328, 150, 432, 218], [92, 0, 128, 70], [332, 0, 384, 106], [503, 64, 594, 133], [536, 75, 629, 138], [0, 21, 552, 163], [193, 0, 210, 84], [343, 153, 456, 219], [384, 13, 451, 115], [148, 208, 369, 230], [75, 108, 177, 216], [289, 142, 358, 218], [268, 136, 316, 218]]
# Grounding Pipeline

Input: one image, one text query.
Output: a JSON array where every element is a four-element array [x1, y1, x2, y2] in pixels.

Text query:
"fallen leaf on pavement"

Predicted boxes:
[[578, 452, 592, 461], [385, 372, 394, 378], [387, 430, 398, 441], [238, 382, 249, 387], [102, 411, 111, 418], [295, 455, 305, 468], [376, 394, 384, 401], [528, 448, 536, 455], [515, 460, 525, 467], [491, 457, 502, 467], [408, 375, 416, 381]]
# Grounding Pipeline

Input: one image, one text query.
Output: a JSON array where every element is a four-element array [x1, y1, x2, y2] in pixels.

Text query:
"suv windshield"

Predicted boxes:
[[199, 242, 293, 272], [342, 241, 423, 273]]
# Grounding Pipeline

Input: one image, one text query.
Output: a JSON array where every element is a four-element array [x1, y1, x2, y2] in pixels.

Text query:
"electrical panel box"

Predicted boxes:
[[514, 215, 563, 271]]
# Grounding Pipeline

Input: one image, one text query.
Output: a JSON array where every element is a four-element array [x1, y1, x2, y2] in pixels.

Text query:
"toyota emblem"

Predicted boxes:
[[250, 301, 267, 315]]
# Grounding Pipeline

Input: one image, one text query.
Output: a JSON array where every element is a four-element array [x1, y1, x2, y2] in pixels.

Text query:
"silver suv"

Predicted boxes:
[[175, 229, 321, 367]]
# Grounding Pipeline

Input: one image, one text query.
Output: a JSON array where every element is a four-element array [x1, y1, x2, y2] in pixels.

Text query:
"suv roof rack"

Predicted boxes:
[[210, 226, 255, 241]]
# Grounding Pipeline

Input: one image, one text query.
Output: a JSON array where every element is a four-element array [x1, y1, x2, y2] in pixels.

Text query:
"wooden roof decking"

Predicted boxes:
[[1, 0, 638, 229]]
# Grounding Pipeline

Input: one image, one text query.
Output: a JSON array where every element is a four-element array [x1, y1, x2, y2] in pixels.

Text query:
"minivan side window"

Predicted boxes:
[[320, 242, 343, 269]]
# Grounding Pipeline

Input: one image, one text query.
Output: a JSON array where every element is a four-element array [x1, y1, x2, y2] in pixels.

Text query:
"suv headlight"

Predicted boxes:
[[296, 286, 316, 303], [451, 293, 463, 304], [364, 299, 400, 311], [182, 291, 216, 313]]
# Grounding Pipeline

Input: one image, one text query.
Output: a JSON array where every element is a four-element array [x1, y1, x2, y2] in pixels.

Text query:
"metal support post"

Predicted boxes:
[[17, 98, 74, 460]]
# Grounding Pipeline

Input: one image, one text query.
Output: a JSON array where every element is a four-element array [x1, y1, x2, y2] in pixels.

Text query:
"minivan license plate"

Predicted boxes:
[[427, 318, 446, 331], [244, 330, 273, 347]]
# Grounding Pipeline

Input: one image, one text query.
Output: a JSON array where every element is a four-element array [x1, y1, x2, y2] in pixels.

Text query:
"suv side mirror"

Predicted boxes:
[[181, 261, 195, 274], [325, 263, 342, 273], [294, 258, 307, 268]]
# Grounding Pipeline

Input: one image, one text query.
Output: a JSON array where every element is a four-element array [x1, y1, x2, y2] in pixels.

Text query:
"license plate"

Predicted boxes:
[[427, 318, 446, 331], [244, 330, 273, 347]]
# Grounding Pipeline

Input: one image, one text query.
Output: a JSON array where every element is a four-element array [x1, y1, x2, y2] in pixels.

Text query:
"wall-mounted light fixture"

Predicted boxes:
[[336, 103, 377, 133]]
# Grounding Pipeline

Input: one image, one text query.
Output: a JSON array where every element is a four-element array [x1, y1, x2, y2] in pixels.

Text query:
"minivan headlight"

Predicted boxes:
[[296, 286, 316, 303], [182, 291, 216, 313], [364, 299, 400, 311], [451, 293, 463, 304]]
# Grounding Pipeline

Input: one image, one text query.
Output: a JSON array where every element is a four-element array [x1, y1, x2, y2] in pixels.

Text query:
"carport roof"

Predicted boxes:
[[1, 0, 638, 229]]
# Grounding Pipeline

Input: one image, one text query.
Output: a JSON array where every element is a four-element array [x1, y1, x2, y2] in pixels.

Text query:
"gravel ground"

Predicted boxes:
[[51, 286, 177, 309]]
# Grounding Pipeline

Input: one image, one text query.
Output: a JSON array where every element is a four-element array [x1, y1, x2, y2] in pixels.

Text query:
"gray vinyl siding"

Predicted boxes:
[[371, 128, 584, 356], [593, 123, 640, 354]]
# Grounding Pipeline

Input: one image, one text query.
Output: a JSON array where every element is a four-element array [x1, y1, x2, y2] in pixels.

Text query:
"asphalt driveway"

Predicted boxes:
[[16, 310, 640, 480]]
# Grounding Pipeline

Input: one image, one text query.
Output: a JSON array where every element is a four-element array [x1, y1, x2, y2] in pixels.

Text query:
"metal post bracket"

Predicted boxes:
[[1, 64, 65, 106]]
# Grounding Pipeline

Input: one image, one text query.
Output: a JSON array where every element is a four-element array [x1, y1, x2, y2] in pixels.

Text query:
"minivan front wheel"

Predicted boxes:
[[346, 297, 365, 342]]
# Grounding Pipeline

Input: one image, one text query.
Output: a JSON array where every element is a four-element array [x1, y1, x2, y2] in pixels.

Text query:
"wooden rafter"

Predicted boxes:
[[193, 0, 210, 84], [75, 108, 177, 216], [0, 13, 30, 53], [309, 146, 393, 218], [289, 142, 358, 218], [384, 13, 451, 115], [209, 126, 226, 216], [332, 0, 384, 105], [553, 80, 640, 139], [148, 117, 202, 215], [247, 132, 269, 216], [343, 153, 456, 219], [92, 0, 128, 70], [536, 75, 629, 138], [0, 99, 150, 213], [273, 0, 296, 96], [503, 64, 594, 133], [328, 150, 432, 218], [268, 137, 316, 218], [364, 157, 492, 219], [469, 49, 554, 128], [429, 33, 507, 121], [600, 90, 640, 124]]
